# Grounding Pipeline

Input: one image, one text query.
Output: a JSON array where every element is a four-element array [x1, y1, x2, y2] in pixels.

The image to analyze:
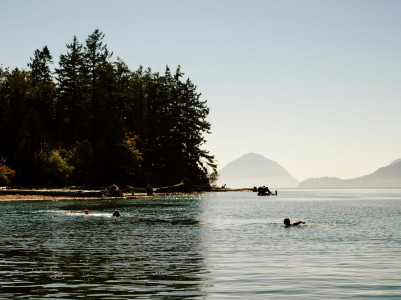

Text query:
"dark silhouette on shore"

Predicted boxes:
[[257, 186, 277, 196]]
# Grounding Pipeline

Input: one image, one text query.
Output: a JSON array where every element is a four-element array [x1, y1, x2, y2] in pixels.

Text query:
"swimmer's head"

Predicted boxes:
[[284, 218, 291, 226], [112, 209, 121, 217], [84, 209, 89, 215]]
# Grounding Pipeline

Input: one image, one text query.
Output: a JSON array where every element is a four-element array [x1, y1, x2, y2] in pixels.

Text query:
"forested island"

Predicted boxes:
[[0, 29, 216, 188]]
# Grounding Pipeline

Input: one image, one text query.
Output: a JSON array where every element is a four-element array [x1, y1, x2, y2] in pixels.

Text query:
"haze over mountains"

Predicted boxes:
[[217, 153, 401, 188], [299, 159, 401, 188], [217, 153, 299, 188]]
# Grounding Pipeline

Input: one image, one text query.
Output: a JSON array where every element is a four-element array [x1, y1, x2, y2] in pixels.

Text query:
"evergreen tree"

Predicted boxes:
[[27, 46, 56, 145], [84, 29, 117, 142], [28, 46, 53, 83], [0, 30, 216, 187], [166, 66, 216, 184], [55, 36, 89, 144], [0, 68, 43, 183], [132, 66, 216, 185]]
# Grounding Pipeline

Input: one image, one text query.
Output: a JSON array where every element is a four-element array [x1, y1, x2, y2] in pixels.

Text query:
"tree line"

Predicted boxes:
[[0, 29, 216, 187]]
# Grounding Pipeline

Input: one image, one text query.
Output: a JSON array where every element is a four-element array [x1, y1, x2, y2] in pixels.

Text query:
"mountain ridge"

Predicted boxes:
[[299, 159, 401, 188]]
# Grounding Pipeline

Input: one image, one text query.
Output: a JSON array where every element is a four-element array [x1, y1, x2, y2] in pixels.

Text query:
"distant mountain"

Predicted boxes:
[[390, 158, 401, 166], [299, 159, 401, 188], [217, 153, 299, 188]]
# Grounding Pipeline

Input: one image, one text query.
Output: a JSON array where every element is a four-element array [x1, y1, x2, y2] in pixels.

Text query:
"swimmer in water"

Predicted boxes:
[[284, 218, 305, 227], [84, 209, 89, 215], [112, 209, 121, 217]]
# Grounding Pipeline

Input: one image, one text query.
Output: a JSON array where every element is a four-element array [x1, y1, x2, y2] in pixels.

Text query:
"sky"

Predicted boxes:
[[1, 0, 400, 181]]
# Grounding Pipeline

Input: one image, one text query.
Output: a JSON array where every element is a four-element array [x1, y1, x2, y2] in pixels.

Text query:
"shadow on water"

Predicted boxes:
[[0, 196, 210, 298]]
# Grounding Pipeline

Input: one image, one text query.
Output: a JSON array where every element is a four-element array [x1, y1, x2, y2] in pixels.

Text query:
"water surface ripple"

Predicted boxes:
[[1, 189, 401, 299]]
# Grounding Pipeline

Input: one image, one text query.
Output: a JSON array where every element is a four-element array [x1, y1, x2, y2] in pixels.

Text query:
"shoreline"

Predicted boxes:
[[0, 194, 144, 201], [0, 187, 253, 201]]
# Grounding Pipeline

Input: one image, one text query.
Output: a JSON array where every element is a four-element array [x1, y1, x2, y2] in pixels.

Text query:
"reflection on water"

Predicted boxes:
[[0, 196, 209, 299], [1, 190, 401, 299]]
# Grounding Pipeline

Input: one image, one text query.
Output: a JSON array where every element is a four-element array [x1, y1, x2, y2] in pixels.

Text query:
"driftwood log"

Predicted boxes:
[[155, 179, 194, 193], [155, 182, 191, 193]]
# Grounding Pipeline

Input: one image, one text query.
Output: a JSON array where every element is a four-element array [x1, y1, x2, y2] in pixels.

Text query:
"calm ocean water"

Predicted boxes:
[[1, 189, 401, 299]]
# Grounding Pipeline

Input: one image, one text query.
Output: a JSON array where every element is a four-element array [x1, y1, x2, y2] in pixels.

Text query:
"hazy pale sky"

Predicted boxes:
[[1, 0, 400, 181]]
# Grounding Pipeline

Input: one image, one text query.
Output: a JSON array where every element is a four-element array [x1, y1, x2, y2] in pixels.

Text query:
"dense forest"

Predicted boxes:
[[0, 29, 216, 187]]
